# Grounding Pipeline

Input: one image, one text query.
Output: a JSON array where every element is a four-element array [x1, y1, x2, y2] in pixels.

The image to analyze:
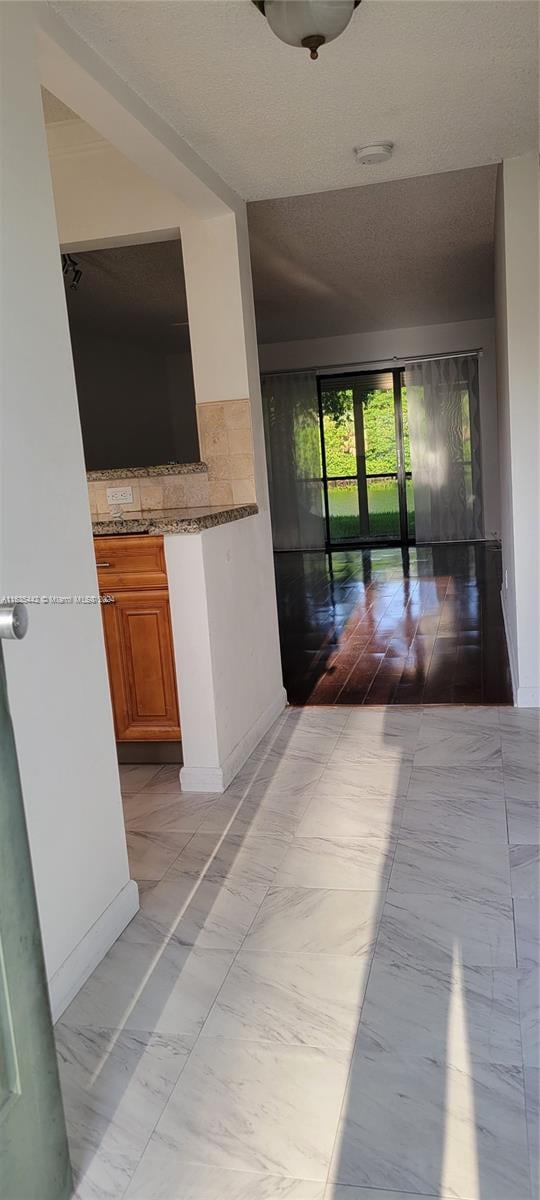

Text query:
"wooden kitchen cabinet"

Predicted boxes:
[[95, 536, 181, 742]]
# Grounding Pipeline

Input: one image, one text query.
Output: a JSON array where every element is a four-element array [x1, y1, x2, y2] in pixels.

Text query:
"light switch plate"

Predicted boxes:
[[106, 486, 133, 505]]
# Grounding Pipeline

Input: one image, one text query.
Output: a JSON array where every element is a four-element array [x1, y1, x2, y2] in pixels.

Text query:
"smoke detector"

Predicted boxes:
[[354, 143, 393, 165]]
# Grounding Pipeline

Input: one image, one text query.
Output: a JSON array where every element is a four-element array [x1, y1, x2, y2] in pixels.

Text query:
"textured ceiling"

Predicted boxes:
[[53, 0, 538, 201], [65, 239, 191, 351], [63, 164, 496, 348], [249, 164, 497, 341]]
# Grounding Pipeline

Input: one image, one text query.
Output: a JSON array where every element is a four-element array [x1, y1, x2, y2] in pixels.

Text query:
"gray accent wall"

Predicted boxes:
[[70, 330, 199, 470]]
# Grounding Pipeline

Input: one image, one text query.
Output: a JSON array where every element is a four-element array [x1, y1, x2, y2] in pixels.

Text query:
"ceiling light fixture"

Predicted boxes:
[[61, 252, 82, 290], [251, 0, 361, 60]]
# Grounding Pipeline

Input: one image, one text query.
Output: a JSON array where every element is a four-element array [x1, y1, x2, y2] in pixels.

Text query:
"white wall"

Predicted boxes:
[[166, 351, 199, 464], [203, 515, 285, 771], [495, 153, 540, 706], [0, 6, 137, 1018], [259, 318, 501, 539], [164, 208, 286, 792], [46, 114, 186, 250], [166, 515, 286, 792]]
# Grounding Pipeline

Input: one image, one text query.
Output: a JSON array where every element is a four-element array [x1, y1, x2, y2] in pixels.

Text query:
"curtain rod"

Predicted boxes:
[[261, 348, 483, 378]]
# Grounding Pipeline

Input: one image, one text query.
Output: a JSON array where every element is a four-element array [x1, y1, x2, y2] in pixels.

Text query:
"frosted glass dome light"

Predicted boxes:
[[256, 1, 360, 59]]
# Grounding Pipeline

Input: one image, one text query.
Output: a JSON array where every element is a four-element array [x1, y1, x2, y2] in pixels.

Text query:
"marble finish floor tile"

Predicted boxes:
[[285, 707, 352, 734], [124, 791, 221, 834], [316, 754, 412, 800], [151, 1038, 350, 1180], [422, 706, 502, 735], [298, 768, 407, 841], [63, 703, 537, 1200], [56, 1025, 192, 1200], [518, 966, 539, 1066], [126, 829, 193, 881], [328, 1046, 530, 1199], [506, 791, 540, 844], [230, 777, 318, 818], [244, 887, 380, 957], [514, 899, 539, 966], [510, 845, 540, 896], [232, 748, 327, 795], [135, 764, 182, 796], [400, 765, 507, 842], [124, 871, 268, 952], [202, 795, 304, 838], [343, 705, 422, 738], [415, 723, 502, 769], [172, 831, 291, 888], [336, 709, 419, 763], [389, 833, 511, 902], [504, 760, 540, 802], [260, 725, 342, 765], [524, 1065, 539, 1199], [119, 764, 162, 795], [378, 892, 517, 968], [325, 1190, 438, 1200], [501, 714, 540, 769], [137, 879, 159, 897], [126, 1153, 325, 1199], [273, 837, 395, 891], [359, 954, 522, 1067], [62, 939, 236, 1039], [202, 951, 369, 1051], [499, 706, 540, 738]]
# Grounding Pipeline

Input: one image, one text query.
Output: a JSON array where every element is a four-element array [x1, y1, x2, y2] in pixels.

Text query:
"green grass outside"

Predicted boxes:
[[328, 480, 415, 541]]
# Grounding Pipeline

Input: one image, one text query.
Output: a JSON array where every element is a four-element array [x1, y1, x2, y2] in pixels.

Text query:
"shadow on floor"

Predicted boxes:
[[55, 702, 535, 1199]]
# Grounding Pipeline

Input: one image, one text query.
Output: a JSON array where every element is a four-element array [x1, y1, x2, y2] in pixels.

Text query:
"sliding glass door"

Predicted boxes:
[[261, 356, 482, 553], [318, 369, 414, 546]]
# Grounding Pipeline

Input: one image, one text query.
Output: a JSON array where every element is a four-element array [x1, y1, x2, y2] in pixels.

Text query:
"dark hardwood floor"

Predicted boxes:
[[274, 542, 513, 706]]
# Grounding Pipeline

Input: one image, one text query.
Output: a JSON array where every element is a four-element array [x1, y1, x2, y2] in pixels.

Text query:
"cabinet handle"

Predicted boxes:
[[96, 561, 111, 568]]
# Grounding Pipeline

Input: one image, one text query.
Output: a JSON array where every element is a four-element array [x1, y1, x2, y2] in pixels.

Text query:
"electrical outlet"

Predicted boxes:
[[106, 486, 133, 505]]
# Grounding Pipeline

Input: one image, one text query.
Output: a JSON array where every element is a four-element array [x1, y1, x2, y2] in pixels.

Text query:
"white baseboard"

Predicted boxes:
[[500, 589, 540, 708], [179, 764, 227, 792], [501, 588, 518, 704], [516, 686, 540, 708], [49, 879, 139, 1022], [180, 687, 287, 793]]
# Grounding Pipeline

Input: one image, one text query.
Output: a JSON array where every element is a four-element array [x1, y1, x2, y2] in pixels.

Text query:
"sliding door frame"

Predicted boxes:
[[317, 367, 414, 550], [392, 367, 410, 548]]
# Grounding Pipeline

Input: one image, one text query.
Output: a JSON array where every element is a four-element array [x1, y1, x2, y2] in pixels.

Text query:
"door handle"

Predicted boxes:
[[96, 561, 111, 568], [0, 603, 28, 640]]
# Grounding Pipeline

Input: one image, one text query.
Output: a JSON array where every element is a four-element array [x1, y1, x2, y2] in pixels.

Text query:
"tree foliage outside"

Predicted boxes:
[[321, 386, 414, 539], [321, 387, 411, 475]]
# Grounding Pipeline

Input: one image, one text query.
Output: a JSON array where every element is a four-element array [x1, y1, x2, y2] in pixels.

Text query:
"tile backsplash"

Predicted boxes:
[[196, 399, 256, 507], [88, 466, 210, 516]]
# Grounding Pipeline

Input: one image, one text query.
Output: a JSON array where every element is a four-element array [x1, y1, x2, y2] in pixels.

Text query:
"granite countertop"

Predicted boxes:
[[87, 462, 207, 481], [92, 503, 258, 536]]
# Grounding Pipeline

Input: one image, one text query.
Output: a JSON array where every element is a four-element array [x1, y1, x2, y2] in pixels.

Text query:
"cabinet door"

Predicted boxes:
[[102, 591, 181, 741]]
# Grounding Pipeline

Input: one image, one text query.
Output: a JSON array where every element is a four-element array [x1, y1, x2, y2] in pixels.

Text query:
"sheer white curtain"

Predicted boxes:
[[405, 354, 484, 543], [262, 372, 326, 551]]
